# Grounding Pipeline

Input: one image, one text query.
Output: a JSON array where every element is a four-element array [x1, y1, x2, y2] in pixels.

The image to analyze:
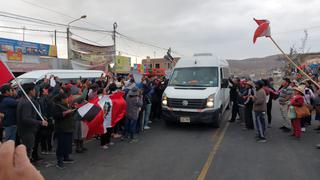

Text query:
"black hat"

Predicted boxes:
[[108, 83, 117, 92], [22, 83, 35, 94], [255, 80, 265, 87], [0, 84, 11, 94], [283, 77, 291, 83]]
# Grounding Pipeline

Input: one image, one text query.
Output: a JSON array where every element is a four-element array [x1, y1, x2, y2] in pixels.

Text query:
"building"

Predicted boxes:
[[141, 56, 180, 70], [300, 52, 320, 65], [0, 37, 70, 76]]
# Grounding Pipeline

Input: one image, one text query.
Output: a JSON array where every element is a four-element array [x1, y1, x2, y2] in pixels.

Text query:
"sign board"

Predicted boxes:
[[0, 37, 57, 57], [7, 51, 22, 61], [70, 38, 114, 64], [115, 56, 131, 74]]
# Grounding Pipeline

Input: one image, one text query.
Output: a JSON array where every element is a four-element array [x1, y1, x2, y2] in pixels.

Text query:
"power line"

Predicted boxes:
[[116, 32, 168, 51], [116, 31, 184, 56], [71, 32, 104, 46], [0, 29, 65, 38], [0, 25, 65, 33], [18, 0, 109, 30], [0, 11, 113, 33]]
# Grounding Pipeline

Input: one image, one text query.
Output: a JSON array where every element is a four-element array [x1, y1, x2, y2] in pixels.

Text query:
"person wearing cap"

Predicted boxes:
[[0, 84, 18, 141], [252, 80, 267, 143], [290, 85, 306, 139], [278, 78, 294, 132], [242, 81, 255, 130], [124, 87, 143, 143]]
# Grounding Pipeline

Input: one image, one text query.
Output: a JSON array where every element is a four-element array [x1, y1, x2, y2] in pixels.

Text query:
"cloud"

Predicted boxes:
[[1, 0, 320, 60]]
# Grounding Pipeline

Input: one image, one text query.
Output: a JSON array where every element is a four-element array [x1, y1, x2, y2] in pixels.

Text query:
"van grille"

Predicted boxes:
[[167, 98, 206, 109]]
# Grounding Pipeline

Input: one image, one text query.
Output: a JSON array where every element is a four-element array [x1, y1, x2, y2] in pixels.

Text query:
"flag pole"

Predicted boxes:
[[268, 36, 320, 89], [1, 61, 46, 122], [15, 80, 46, 121]]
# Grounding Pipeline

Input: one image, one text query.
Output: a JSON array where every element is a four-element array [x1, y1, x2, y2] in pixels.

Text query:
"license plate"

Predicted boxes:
[[180, 117, 190, 123]]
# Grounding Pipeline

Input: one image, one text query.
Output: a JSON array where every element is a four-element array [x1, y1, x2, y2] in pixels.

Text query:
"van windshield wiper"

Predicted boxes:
[[170, 84, 188, 86]]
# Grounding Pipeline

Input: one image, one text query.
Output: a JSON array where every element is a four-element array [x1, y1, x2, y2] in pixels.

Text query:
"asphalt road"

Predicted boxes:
[[37, 103, 320, 180]]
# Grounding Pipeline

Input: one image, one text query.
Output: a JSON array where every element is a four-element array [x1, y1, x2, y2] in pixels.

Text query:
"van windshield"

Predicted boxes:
[[169, 67, 219, 87], [16, 78, 37, 84]]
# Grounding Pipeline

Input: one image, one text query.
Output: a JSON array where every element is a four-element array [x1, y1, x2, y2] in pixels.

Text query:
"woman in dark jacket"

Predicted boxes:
[[52, 93, 75, 169], [243, 81, 255, 130]]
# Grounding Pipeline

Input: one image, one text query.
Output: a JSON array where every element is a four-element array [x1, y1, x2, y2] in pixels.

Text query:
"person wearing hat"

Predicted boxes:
[[242, 80, 255, 130], [124, 87, 143, 143], [252, 80, 267, 143], [16, 83, 48, 159], [278, 78, 294, 132], [290, 85, 306, 139]]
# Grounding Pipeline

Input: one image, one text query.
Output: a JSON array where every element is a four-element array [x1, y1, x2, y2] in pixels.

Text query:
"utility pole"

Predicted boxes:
[[54, 30, 57, 47], [112, 22, 118, 63], [67, 27, 70, 60], [22, 26, 25, 41]]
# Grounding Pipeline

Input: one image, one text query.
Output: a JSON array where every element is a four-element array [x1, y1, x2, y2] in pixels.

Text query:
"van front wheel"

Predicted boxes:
[[211, 111, 221, 128]]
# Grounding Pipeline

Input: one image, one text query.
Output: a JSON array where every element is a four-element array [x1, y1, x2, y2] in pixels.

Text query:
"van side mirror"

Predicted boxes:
[[221, 79, 229, 88]]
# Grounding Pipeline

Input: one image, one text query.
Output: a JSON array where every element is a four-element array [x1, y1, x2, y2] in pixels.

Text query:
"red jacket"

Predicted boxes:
[[290, 95, 304, 107]]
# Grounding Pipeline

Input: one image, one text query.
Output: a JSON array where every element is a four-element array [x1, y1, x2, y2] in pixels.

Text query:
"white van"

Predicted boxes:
[[15, 69, 105, 84], [162, 54, 230, 127]]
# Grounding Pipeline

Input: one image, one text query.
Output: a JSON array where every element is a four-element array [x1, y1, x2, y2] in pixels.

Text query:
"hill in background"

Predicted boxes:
[[227, 54, 285, 79]]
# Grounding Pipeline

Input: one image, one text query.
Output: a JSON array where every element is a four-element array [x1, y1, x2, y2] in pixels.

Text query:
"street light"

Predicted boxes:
[[68, 15, 87, 26], [67, 15, 87, 60]]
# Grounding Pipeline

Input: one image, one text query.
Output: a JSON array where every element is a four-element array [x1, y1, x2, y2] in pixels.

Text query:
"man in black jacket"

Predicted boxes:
[[229, 77, 240, 122], [17, 83, 48, 159]]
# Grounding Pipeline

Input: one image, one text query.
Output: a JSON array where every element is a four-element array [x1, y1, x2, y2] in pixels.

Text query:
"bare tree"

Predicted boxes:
[[284, 30, 309, 75]]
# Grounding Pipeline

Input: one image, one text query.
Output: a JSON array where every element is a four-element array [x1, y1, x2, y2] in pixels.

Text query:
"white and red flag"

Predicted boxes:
[[0, 60, 14, 86], [102, 91, 126, 130], [253, 18, 271, 43], [77, 91, 126, 139]]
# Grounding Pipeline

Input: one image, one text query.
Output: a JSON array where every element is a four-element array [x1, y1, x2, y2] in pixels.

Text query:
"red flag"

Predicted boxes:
[[77, 97, 105, 139], [0, 60, 14, 86], [84, 109, 104, 139], [253, 18, 271, 43]]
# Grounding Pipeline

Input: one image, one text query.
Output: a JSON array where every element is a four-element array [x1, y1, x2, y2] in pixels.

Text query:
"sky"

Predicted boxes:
[[1, 0, 320, 62]]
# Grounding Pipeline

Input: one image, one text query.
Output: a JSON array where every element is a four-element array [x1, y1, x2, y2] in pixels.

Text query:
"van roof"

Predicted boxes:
[[16, 69, 105, 82], [175, 56, 229, 68]]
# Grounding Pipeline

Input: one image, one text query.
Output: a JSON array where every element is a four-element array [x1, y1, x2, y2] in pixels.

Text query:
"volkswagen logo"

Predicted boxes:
[[182, 100, 188, 106]]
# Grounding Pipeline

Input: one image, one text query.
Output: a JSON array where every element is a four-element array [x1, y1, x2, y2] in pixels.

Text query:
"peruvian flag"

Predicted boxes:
[[77, 96, 106, 139], [77, 91, 126, 139], [0, 60, 14, 86], [103, 91, 126, 130], [253, 18, 271, 43]]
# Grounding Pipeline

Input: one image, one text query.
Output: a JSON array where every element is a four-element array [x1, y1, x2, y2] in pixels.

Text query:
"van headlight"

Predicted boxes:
[[206, 94, 215, 108], [162, 93, 168, 106]]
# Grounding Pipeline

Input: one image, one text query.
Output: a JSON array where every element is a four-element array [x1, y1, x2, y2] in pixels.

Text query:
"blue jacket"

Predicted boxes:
[[0, 96, 18, 127]]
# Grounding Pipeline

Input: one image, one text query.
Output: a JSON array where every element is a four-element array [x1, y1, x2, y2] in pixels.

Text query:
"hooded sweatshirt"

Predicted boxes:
[[254, 88, 267, 112]]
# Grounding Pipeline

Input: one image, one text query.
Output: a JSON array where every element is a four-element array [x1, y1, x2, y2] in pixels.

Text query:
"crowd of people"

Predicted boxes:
[[228, 76, 320, 147], [1, 68, 320, 173], [0, 73, 168, 169]]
